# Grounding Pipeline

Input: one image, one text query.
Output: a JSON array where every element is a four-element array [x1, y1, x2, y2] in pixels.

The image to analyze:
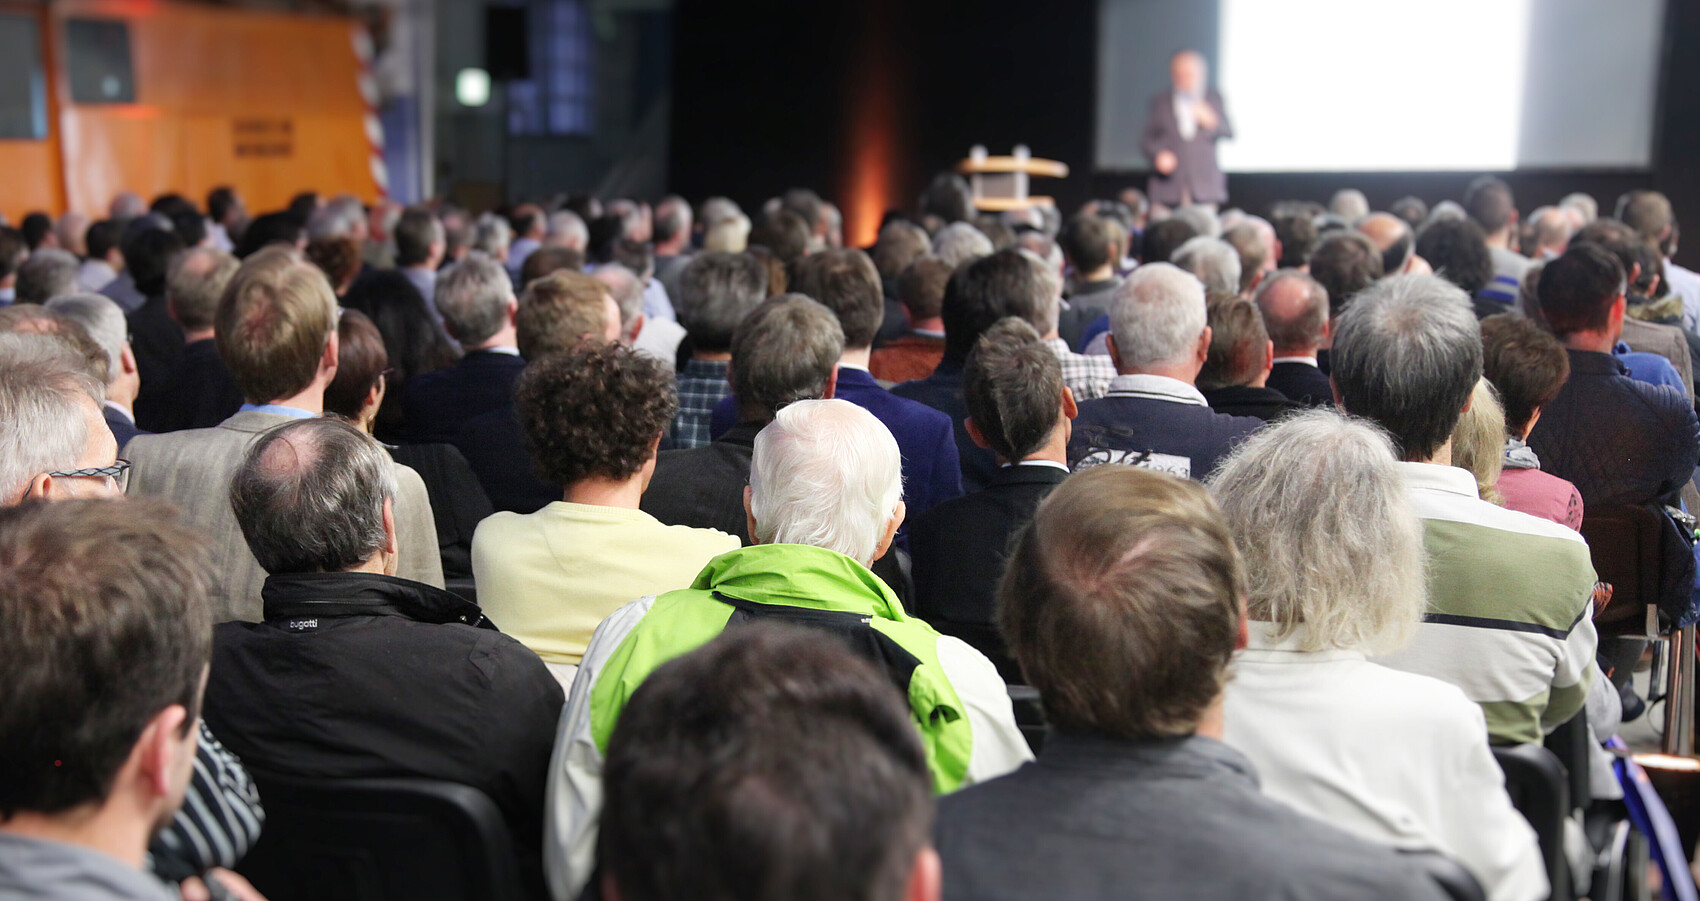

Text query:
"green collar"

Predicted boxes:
[[690, 543, 907, 622]]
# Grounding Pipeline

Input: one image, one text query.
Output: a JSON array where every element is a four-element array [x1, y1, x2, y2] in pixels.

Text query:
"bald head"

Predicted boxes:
[[1355, 213, 1414, 276], [1254, 270, 1329, 356]]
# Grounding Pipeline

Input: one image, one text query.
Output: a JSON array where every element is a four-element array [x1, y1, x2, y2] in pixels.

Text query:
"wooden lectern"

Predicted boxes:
[[957, 145, 1069, 212]]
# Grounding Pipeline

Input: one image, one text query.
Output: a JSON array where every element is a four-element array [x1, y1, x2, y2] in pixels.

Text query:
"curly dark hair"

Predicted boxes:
[[515, 343, 679, 487]]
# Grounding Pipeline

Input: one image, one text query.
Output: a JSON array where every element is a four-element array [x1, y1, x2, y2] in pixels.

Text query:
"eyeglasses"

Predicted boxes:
[[45, 459, 132, 494]]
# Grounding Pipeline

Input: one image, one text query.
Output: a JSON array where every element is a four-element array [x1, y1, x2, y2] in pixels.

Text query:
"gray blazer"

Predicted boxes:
[[1140, 88, 1233, 207], [126, 411, 445, 622]]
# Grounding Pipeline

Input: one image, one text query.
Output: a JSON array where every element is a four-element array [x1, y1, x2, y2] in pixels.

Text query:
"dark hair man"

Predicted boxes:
[[1199, 294, 1302, 421], [1332, 273, 1603, 747], [599, 625, 940, 901], [1462, 176, 1531, 309], [912, 318, 1076, 680], [932, 466, 1450, 901]]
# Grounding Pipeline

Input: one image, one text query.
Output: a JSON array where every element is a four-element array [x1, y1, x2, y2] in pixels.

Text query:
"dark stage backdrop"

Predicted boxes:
[[669, 0, 1700, 265]]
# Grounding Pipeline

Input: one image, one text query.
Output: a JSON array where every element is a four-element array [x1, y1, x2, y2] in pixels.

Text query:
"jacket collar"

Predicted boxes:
[[1106, 374, 1207, 406], [1395, 460, 1480, 500], [261, 572, 495, 630], [690, 543, 906, 621], [218, 409, 308, 434], [835, 367, 879, 389], [716, 421, 766, 449], [1565, 348, 1629, 376], [1038, 730, 1260, 788], [990, 462, 1070, 487]]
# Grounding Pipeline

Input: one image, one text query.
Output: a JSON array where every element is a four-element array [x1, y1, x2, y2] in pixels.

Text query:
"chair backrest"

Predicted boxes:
[[1542, 711, 1591, 816], [1398, 849, 1486, 901], [1492, 743, 1573, 901], [1007, 684, 1048, 755], [236, 772, 528, 901], [1580, 503, 1664, 636]]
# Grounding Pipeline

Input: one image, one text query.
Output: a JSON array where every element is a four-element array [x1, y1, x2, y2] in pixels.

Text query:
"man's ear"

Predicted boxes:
[[964, 416, 992, 450], [166, 297, 182, 326], [1262, 340, 1275, 377], [1330, 374, 1344, 409], [823, 365, 839, 400], [135, 703, 191, 801], [1195, 325, 1213, 363], [906, 847, 943, 901], [872, 501, 907, 563], [743, 485, 759, 546], [321, 330, 341, 381], [507, 296, 520, 326], [121, 343, 139, 376], [1061, 385, 1078, 420], [20, 472, 52, 503], [1105, 333, 1123, 371], [382, 497, 399, 557], [624, 312, 645, 345]]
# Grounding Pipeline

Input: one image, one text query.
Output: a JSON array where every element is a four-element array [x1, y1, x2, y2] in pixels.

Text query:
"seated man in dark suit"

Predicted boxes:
[[645, 294, 843, 541], [205, 417, 564, 893], [1528, 244, 1700, 508], [1255, 269, 1335, 406], [912, 318, 1073, 681], [155, 247, 243, 432], [894, 249, 1047, 492], [120, 225, 188, 431], [1068, 263, 1261, 480], [1200, 293, 1303, 422], [400, 253, 526, 443], [454, 270, 622, 513], [933, 465, 1452, 901]]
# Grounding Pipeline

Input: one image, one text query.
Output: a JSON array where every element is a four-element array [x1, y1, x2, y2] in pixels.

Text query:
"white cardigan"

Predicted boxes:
[[1223, 622, 1548, 901]]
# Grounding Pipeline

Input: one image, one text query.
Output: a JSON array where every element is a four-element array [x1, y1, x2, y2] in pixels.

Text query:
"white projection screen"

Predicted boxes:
[[1095, 0, 1667, 173]]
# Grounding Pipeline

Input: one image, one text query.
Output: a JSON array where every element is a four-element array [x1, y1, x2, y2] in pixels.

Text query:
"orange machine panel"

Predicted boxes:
[[51, 0, 377, 219]]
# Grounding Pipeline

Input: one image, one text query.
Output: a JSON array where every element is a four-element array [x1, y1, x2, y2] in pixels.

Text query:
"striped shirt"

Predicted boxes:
[[147, 721, 265, 882], [1375, 463, 1599, 745]]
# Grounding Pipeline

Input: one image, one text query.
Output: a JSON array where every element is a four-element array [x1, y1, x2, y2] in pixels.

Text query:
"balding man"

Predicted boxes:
[[1524, 206, 1574, 260], [1142, 50, 1233, 208], [1357, 212, 1424, 276], [1256, 270, 1334, 406], [545, 398, 1029, 901], [1068, 264, 1261, 479]]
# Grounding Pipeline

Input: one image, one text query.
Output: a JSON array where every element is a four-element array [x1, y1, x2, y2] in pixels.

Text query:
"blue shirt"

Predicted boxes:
[[237, 403, 317, 419]]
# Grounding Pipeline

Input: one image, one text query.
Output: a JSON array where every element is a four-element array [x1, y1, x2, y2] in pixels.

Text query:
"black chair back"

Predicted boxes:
[[1581, 503, 1664, 636], [1492, 743, 1574, 901], [236, 772, 528, 901], [1398, 850, 1486, 901], [1542, 711, 1591, 816]]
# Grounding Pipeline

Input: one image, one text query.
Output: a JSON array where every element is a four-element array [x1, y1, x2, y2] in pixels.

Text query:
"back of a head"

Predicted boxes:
[[0, 228, 24, 281], [166, 247, 241, 334], [791, 249, 883, 349], [214, 246, 339, 404], [1207, 410, 1424, 654], [1536, 243, 1624, 339], [85, 219, 122, 262], [394, 209, 445, 267], [896, 257, 953, 322], [435, 253, 514, 347], [871, 221, 931, 283], [1058, 214, 1114, 275], [44, 294, 127, 384], [1390, 196, 1429, 229], [1415, 218, 1492, 295], [1199, 295, 1269, 391], [932, 222, 994, 269], [749, 209, 810, 268], [325, 308, 389, 420], [653, 195, 692, 246], [305, 237, 362, 293], [1560, 193, 1599, 225], [919, 173, 974, 225], [231, 417, 396, 574], [592, 263, 644, 329], [963, 318, 1064, 461], [731, 295, 844, 421], [1220, 223, 1267, 294], [1480, 312, 1569, 436], [21, 211, 54, 250], [1172, 237, 1241, 296], [999, 465, 1243, 740], [941, 249, 1045, 363], [235, 212, 304, 259], [0, 499, 211, 820], [1252, 270, 1329, 354], [1529, 206, 1575, 254], [1108, 263, 1207, 370], [341, 270, 455, 383], [1140, 218, 1198, 265], [1329, 189, 1370, 222], [123, 226, 187, 297], [1308, 230, 1385, 317], [472, 213, 512, 257], [1463, 176, 1516, 235], [523, 245, 586, 288], [781, 188, 825, 236], [750, 399, 902, 566], [1330, 274, 1483, 461], [518, 269, 616, 361], [1270, 211, 1317, 268], [1356, 212, 1414, 276], [600, 624, 932, 901], [0, 308, 109, 387], [1618, 190, 1677, 252], [516, 343, 678, 490], [678, 251, 769, 352], [1571, 218, 1660, 296], [0, 333, 105, 503], [16, 248, 80, 305]]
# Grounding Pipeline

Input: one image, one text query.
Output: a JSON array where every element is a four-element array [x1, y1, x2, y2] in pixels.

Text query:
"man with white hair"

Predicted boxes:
[[44, 294, 145, 446], [401, 253, 523, 443], [1171, 236, 1241, 296], [16, 248, 79, 305], [1068, 263, 1262, 479], [1524, 206, 1573, 260], [542, 397, 1029, 901], [1329, 188, 1370, 222], [0, 334, 118, 504]]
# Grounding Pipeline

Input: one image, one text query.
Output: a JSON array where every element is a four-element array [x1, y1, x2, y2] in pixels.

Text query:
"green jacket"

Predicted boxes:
[[587, 543, 977, 791]]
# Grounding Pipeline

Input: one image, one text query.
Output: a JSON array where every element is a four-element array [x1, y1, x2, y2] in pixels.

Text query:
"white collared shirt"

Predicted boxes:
[[1173, 92, 1198, 142], [1271, 355, 1319, 368], [484, 345, 522, 356], [1002, 459, 1070, 472], [1104, 373, 1208, 406], [103, 400, 135, 425]]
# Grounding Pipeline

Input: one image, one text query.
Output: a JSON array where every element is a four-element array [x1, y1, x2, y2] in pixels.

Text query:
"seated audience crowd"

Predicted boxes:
[[3, 178, 1698, 901]]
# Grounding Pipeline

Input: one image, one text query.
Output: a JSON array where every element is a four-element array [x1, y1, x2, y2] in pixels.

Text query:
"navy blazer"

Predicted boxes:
[[892, 360, 1001, 493], [104, 405, 146, 450], [453, 406, 557, 515], [1266, 361, 1335, 408], [401, 350, 527, 444], [707, 368, 964, 536], [1068, 393, 1262, 482]]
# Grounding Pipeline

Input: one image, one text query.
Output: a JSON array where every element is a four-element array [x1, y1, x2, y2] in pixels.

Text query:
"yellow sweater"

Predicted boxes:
[[471, 501, 740, 665]]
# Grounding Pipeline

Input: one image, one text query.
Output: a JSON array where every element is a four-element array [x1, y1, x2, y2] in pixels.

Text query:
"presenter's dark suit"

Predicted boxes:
[[400, 349, 526, 444], [911, 463, 1067, 683], [1140, 89, 1233, 207], [1267, 360, 1335, 408]]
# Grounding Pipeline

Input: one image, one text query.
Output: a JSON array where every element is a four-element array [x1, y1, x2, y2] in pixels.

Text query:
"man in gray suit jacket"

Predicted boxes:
[[1141, 50, 1233, 208], [128, 247, 442, 623]]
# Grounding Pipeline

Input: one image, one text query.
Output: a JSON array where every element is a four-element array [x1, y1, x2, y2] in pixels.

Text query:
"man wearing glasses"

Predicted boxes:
[[0, 333, 125, 503]]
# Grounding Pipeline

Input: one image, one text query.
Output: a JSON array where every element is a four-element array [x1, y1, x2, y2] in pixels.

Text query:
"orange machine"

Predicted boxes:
[[0, 0, 380, 224]]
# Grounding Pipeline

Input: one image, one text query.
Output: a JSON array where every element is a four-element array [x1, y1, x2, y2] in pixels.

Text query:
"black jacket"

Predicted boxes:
[[204, 572, 563, 886], [455, 406, 558, 514], [157, 339, 244, 433], [1265, 360, 1334, 408], [127, 293, 185, 433], [642, 421, 764, 543], [388, 443, 494, 579], [911, 464, 1067, 682], [1202, 384, 1305, 423], [401, 350, 527, 444], [1527, 349, 1700, 508]]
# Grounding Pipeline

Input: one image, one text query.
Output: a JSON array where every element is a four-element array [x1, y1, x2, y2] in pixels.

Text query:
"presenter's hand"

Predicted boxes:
[[1194, 101, 1219, 131], [1154, 150, 1178, 175]]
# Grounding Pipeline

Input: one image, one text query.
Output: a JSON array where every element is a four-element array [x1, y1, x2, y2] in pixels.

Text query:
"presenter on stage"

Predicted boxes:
[[1141, 50, 1233, 208]]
